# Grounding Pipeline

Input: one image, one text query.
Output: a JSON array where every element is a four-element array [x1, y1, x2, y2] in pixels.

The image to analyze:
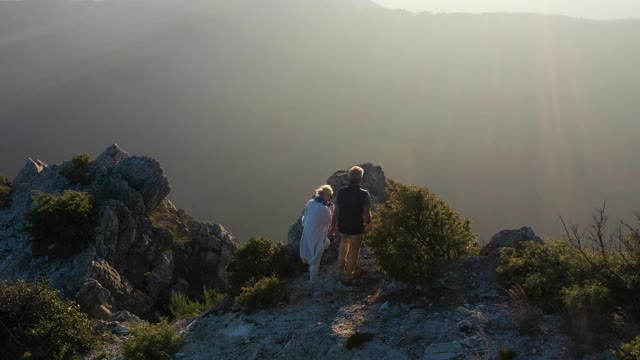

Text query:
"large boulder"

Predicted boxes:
[[326, 163, 388, 205], [480, 226, 543, 256], [75, 279, 113, 320], [287, 163, 387, 262], [0, 144, 238, 318]]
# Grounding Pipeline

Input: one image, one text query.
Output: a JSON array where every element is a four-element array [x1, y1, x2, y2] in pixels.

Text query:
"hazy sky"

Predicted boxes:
[[1, 0, 640, 243], [372, 0, 640, 20]]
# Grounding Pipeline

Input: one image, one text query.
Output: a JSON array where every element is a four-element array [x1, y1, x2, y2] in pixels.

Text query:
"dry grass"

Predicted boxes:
[[505, 285, 542, 335]]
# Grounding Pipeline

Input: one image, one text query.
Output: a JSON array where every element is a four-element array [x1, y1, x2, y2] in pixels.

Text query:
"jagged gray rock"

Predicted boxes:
[[75, 279, 113, 320], [0, 144, 238, 318], [480, 226, 543, 256]]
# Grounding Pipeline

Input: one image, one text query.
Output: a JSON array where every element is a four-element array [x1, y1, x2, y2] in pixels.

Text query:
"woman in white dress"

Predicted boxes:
[[299, 185, 334, 283]]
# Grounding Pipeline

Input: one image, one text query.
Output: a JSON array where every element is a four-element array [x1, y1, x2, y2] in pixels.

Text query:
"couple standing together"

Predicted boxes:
[[299, 166, 373, 284]]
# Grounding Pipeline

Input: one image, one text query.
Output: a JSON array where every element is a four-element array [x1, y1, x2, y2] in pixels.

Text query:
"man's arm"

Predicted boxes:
[[363, 192, 372, 232], [330, 206, 340, 235], [363, 206, 372, 232]]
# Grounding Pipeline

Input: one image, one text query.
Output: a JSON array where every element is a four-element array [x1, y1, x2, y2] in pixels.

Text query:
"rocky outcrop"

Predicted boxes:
[[177, 250, 572, 360], [287, 163, 388, 259], [480, 226, 543, 256], [325, 163, 388, 205], [0, 144, 238, 317]]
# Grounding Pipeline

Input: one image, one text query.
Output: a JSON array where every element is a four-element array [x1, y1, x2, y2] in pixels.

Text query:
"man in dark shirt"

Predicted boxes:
[[330, 166, 372, 281]]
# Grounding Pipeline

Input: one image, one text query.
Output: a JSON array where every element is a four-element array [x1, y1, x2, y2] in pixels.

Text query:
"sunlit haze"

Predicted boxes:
[[1, 0, 639, 243], [372, 0, 640, 20]]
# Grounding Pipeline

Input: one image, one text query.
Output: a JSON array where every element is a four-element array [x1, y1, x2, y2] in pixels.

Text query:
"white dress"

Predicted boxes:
[[299, 199, 333, 265]]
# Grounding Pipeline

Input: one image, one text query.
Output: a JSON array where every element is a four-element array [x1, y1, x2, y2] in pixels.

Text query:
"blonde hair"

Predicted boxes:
[[348, 166, 364, 183], [315, 184, 333, 197]]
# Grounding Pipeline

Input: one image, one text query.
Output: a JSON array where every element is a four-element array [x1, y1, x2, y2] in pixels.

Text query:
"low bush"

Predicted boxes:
[[0, 280, 96, 360], [169, 288, 224, 320], [150, 202, 193, 243], [497, 239, 591, 310], [561, 281, 612, 315], [0, 174, 12, 208], [27, 190, 97, 257], [123, 319, 181, 360], [235, 276, 287, 312], [61, 153, 94, 186], [612, 336, 640, 360], [226, 237, 303, 289], [499, 206, 640, 353], [367, 180, 478, 284]]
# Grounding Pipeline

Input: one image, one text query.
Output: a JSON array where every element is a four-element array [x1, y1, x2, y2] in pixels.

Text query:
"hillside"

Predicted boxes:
[[2, 150, 639, 359], [1, 0, 640, 243]]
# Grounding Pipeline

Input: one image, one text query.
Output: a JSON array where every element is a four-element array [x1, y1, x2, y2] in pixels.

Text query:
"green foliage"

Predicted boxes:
[[168, 288, 224, 320], [345, 331, 374, 350], [235, 276, 287, 312], [0, 174, 10, 185], [0, 280, 96, 360], [0, 174, 12, 208], [61, 153, 94, 186], [561, 281, 612, 315], [27, 190, 97, 257], [226, 237, 303, 289], [149, 202, 193, 244], [123, 320, 181, 360], [497, 239, 592, 310], [612, 336, 640, 360], [367, 180, 478, 284]]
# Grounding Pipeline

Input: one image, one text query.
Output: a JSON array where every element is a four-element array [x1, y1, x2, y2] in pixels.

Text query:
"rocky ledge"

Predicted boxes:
[[0, 144, 238, 319]]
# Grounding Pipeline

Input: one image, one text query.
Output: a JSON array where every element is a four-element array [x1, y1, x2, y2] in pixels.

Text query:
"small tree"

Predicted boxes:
[[0, 280, 96, 359], [367, 180, 477, 284], [226, 237, 303, 290], [61, 153, 94, 186], [27, 190, 97, 257]]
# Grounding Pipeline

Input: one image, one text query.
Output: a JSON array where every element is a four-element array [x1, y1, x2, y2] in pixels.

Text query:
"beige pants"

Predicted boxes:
[[338, 233, 364, 279]]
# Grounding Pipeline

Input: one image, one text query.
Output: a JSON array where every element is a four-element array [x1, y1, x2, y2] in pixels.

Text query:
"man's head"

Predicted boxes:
[[348, 166, 364, 185]]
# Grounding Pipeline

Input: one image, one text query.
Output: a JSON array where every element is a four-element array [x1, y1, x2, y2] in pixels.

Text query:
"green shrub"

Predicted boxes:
[[366, 180, 477, 284], [0, 280, 96, 360], [123, 320, 181, 360], [150, 202, 193, 243], [235, 276, 287, 312], [497, 239, 592, 310], [61, 153, 94, 186], [0, 174, 12, 208], [226, 237, 303, 289], [27, 190, 97, 258], [561, 281, 612, 315], [612, 336, 640, 360], [169, 288, 224, 320]]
